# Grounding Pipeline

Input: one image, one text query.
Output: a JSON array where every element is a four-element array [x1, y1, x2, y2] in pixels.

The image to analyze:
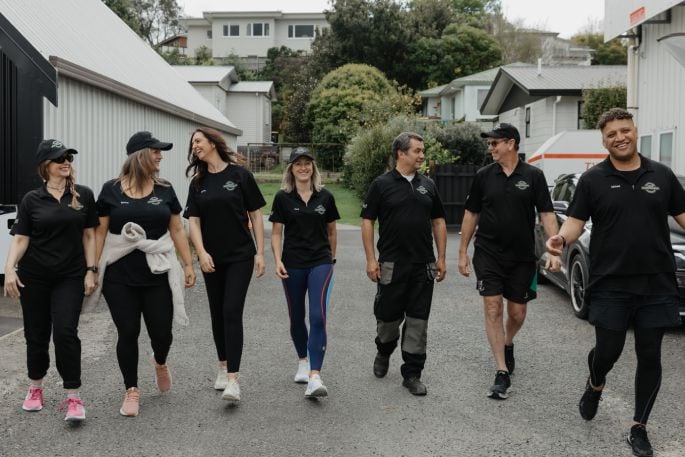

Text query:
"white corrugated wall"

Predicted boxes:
[[43, 76, 238, 205], [637, 5, 685, 173]]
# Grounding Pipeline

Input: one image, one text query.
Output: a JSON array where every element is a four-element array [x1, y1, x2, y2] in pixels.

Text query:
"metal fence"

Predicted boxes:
[[239, 143, 346, 174]]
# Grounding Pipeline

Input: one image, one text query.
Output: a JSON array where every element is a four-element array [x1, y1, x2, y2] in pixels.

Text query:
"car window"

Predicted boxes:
[[561, 181, 576, 202]]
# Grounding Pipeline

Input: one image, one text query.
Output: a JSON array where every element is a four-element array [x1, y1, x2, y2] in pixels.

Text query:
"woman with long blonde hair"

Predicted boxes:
[[4, 139, 98, 422], [92, 131, 195, 417]]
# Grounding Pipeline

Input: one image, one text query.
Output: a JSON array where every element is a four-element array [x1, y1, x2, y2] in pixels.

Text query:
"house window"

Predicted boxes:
[[659, 131, 673, 167], [288, 25, 315, 38], [577, 101, 585, 129], [206, 30, 212, 39], [525, 107, 531, 138], [223, 25, 239, 37], [476, 89, 488, 112], [247, 23, 270, 37], [640, 135, 652, 159]]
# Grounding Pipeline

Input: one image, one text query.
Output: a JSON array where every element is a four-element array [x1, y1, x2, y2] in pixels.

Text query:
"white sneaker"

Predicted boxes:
[[304, 374, 328, 398], [222, 377, 240, 402], [294, 360, 310, 383], [214, 369, 228, 390]]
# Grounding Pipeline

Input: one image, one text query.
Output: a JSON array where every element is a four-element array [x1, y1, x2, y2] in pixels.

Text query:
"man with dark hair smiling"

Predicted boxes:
[[547, 108, 685, 457]]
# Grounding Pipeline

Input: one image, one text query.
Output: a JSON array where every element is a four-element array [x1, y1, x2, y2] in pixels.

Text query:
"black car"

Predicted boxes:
[[534, 173, 685, 320]]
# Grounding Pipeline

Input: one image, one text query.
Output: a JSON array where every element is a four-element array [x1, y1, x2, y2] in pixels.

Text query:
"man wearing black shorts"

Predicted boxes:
[[361, 131, 447, 396], [459, 123, 560, 400], [547, 108, 685, 457]]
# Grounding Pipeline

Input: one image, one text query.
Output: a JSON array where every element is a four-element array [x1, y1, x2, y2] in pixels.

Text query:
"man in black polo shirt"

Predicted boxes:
[[547, 108, 685, 457], [361, 131, 447, 396], [458, 123, 560, 400]]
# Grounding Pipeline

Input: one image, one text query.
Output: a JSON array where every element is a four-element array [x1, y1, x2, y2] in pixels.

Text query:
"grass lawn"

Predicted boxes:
[[258, 182, 362, 226]]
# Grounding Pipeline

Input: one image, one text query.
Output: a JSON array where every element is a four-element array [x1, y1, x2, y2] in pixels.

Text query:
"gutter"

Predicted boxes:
[[49, 56, 243, 137]]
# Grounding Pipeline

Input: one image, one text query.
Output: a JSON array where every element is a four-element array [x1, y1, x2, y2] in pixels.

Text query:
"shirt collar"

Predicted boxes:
[[494, 159, 523, 177], [38, 183, 73, 200], [599, 153, 652, 176]]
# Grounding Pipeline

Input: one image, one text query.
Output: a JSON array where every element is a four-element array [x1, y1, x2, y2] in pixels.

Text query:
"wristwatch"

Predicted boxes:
[[86, 266, 99, 273]]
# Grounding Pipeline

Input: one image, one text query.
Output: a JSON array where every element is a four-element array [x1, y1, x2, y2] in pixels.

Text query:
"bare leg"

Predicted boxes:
[[504, 300, 527, 346], [483, 295, 507, 371]]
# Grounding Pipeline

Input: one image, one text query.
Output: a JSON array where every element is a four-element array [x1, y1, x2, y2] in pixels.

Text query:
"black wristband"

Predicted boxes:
[[560, 235, 567, 248], [86, 266, 98, 273]]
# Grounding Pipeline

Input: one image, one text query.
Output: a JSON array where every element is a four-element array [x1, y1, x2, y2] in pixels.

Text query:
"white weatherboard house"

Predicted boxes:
[[480, 64, 626, 158], [173, 66, 277, 147], [419, 67, 499, 123], [605, 0, 685, 172], [180, 11, 328, 69], [0, 0, 241, 207]]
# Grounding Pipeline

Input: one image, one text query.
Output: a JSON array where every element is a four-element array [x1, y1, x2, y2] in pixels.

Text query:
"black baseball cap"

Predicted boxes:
[[126, 131, 173, 155], [480, 123, 520, 144], [36, 139, 78, 163], [288, 147, 315, 163]]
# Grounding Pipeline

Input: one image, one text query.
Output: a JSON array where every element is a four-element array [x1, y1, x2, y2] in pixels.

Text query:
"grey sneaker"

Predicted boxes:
[[222, 377, 240, 402], [304, 375, 328, 398], [294, 360, 310, 384]]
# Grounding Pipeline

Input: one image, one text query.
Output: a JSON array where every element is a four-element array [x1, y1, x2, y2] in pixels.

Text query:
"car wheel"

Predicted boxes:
[[569, 255, 589, 319]]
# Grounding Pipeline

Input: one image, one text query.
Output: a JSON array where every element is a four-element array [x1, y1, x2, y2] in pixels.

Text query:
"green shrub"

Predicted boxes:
[[582, 86, 627, 129], [424, 122, 488, 165]]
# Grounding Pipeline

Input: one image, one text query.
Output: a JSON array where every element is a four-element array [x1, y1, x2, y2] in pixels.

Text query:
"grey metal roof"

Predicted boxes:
[[418, 84, 448, 97], [229, 81, 277, 100], [450, 67, 500, 86], [0, 0, 240, 135], [503, 65, 626, 91], [172, 66, 238, 90], [481, 64, 627, 115]]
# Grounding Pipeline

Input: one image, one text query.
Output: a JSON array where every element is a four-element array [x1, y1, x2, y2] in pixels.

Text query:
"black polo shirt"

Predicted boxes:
[[269, 188, 340, 268], [360, 169, 446, 263], [97, 179, 182, 286], [567, 155, 685, 287], [11, 184, 98, 277], [183, 165, 266, 265], [464, 160, 553, 262]]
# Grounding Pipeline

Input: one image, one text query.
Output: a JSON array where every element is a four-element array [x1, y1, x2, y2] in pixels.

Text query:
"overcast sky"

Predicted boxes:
[[179, 0, 605, 39]]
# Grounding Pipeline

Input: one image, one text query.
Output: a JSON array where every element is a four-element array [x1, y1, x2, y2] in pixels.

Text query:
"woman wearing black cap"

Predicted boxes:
[[90, 131, 195, 417], [3, 139, 98, 422], [184, 127, 266, 403], [269, 147, 339, 398]]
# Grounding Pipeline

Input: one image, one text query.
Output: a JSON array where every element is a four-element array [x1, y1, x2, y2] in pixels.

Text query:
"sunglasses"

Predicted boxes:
[[52, 153, 75, 164], [485, 139, 510, 147]]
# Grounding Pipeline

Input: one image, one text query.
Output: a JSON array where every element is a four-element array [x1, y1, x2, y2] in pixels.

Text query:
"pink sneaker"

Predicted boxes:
[[22, 386, 43, 412], [60, 397, 86, 422]]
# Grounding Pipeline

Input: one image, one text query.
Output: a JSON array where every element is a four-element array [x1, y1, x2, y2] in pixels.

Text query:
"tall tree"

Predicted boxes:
[[407, 0, 455, 39], [572, 32, 628, 65], [104, 0, 182, 46]]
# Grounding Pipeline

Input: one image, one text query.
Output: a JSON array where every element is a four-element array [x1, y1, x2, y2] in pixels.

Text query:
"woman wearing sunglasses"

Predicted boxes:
[[89, 131, 196, 417], [3, 140, 98, 422]]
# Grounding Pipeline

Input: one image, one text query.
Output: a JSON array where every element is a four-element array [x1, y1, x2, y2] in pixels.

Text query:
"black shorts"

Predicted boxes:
[[472, 249, 537, 303], [588, 289, 681, 331]]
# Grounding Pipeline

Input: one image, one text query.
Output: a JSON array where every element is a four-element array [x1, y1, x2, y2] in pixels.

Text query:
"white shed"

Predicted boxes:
[[0, 0, 242, 207]]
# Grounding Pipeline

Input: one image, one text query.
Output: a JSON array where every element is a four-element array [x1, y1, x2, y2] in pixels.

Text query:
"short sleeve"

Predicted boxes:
[[566, 176, 592, 221], [166, 186, 182, 214], [464, 172, 483, 213], [360, 179, 381, 220], [668, 170, 685, 216], [96, 181, 115, 217], [268, 191, 286, 223], [183, 183, 199, 219], [82, 187, 99, 228], [241, 170, 266, 212], [429, 182, 446, 220], [325, 191, 341, 223], [10, 194, 32, 236], [534, 171, 554, 213]]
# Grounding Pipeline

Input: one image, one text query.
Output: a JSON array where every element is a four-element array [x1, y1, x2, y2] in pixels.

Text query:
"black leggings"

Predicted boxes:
[[19, 272, 84, 389], [202, 259, 254, 373], [102, 281, 173, 389], [589, 326, 665, 424]]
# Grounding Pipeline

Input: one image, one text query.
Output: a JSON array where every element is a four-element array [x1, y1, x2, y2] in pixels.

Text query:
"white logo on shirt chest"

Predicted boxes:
[[314, 204, 326, 215], [641, 182, 660, 194], [223, 181, 237, 191], [515, 180, 530, 190], [148, 196, 163, 205], [416, 185, 428, 195]]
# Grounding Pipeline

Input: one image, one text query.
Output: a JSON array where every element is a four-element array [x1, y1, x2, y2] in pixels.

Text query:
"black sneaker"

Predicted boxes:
[[487, 370, 511, 400], [373, 353, 390, 378], [504, 344, 515, 375], [627, 424, 653, 457], [578, 378, 603, 420], [402, 377, 427, 396]]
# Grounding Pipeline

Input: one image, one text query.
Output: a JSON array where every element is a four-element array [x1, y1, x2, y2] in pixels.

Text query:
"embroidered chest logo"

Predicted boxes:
[[147, 196, 163, 205], [314, 204, 326, 215], [611, 185, 621, 189], [416, 185, 428, 195], [70, 202, 84, 211], [223, 180, 237, 191], [641, 182, 660, 194], [515, 180, 530, 190]]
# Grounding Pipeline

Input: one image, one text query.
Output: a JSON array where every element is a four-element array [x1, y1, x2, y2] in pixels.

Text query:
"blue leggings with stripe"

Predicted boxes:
[[282, 263, 334, 371]]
